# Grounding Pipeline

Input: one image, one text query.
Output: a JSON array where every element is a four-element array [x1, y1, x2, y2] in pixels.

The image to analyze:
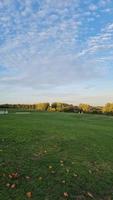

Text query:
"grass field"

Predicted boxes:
[[0, 112, 113, 200]]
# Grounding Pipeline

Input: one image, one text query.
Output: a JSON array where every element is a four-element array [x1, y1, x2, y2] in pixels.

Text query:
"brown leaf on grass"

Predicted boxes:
[[62, 180, 66, 184], [11, 184, 16, 189], [26, 176, 31, 180], [66, 169, 69, 173], [0, 149, 3, 151], [49, 166, 52, 169], [12, 172, 18, 178], [73, 173, 78, 177], [107, 196, 112, 200], [33, 153, 39, 157], [51, 170, 55, 174], [76, 195, 85, 200], [6, 183, 10, 188], [38, 176, 43, 180], [64, 192, 69, 198], [8, 174, 13, 179], [8, 172, 18, 179], [87, 192, 94, 198], [26, 192, 32, 198], [88, 170, 92, 174], [3, 173, 6, 177]]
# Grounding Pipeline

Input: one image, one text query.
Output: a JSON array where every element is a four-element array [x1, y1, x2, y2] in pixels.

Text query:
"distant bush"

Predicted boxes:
[[90, 106, 102, 114], [51, 102, 69, 111], [47, 107, 56, 112], [63, 105, 75, 112], [73, 106, 80, 113], [51, 102, 75, 112]]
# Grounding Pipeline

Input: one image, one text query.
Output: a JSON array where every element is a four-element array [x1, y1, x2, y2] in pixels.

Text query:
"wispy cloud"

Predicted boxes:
[[0, 0, 113, 104]]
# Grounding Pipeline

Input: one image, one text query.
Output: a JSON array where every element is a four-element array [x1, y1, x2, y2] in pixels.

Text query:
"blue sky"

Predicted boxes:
[[0, 0, 113, 105]]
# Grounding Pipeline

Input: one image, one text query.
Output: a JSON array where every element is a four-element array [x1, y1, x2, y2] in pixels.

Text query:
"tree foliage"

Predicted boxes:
[[35, 103, 50, 111], [79, 104, 91, 113], [0, 102, 113, 115], [103, 103, 113, 114]]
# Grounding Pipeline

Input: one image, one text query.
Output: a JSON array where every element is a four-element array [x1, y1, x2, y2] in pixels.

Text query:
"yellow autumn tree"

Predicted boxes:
[[103, 103, 113, 114], [79, 103, 91, 113], [35, 103, 50, 111]]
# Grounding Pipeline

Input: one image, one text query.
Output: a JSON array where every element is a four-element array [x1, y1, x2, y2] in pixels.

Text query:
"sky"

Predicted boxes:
[[0, 0, 113, 105]]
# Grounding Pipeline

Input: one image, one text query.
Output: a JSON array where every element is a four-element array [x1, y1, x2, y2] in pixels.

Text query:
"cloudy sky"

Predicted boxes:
[[0, 0, 113, 105]]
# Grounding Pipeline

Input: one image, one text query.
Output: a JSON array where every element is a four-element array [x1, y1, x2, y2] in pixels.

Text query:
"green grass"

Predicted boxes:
[[0, 112, 113, 200]]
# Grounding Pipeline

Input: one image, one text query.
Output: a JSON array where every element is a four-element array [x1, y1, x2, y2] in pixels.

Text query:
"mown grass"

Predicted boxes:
[[0, 112, 113, 200]]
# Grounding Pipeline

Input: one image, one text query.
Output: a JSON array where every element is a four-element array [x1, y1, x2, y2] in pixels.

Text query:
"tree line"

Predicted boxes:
[[0, 102, 113, 115]]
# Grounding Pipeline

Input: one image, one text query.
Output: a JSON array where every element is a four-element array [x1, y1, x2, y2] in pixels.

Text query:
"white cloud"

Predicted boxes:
[[0, 0, 113, 104], [89, 4, 97, 11]]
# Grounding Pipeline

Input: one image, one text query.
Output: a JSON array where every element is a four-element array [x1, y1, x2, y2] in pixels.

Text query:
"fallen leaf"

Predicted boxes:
[[38, 176, 43, 180], [73, 173, 78, 177], [6, 183, 10, 188], [49, 166, 52, 169], [33, 153, 39, 157], [3, 173, 6, 177], [89, 170, 92, 174], [8, 172, 18, 179], [26, 176, 31, 180], [51, 170, 55, 174], [76, 194, 85, 200], [8, 174, 13, 179], [107, 196, 112, 200], [87, 192, 94, 198], [12, 172, 18, 178], [62, 180, 66, 184], [64, 192, 69, 197], [26, 192, 32, 198], [11, 184, 16, 189]]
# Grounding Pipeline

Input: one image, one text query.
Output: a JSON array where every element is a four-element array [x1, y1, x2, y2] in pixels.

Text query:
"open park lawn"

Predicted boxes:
[[0, 112, 113, 200]]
